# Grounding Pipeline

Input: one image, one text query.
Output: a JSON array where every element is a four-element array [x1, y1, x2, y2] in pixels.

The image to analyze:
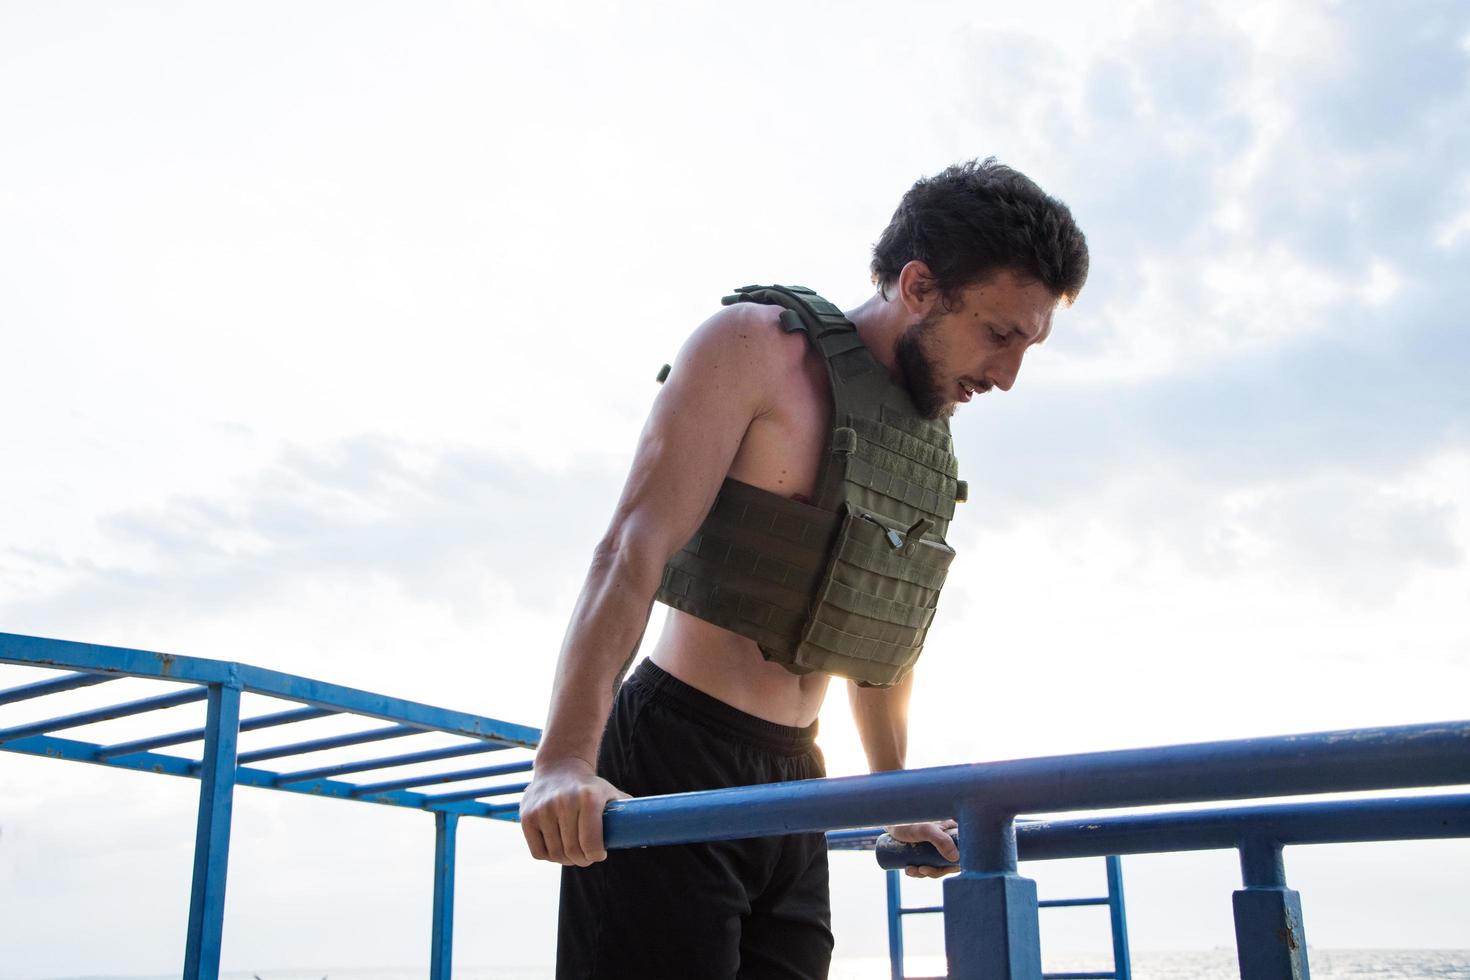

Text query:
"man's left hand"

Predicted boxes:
[[887, 818, 960, 878]]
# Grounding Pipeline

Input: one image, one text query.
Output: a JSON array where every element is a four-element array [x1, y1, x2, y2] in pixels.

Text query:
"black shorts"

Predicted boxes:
[[556, 659, 832, 980]]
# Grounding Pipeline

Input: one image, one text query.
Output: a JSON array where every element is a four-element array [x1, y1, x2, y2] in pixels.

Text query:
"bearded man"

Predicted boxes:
[[520, 158, 1089, 980]]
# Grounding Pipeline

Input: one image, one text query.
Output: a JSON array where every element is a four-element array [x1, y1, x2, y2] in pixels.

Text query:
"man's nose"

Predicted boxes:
[[988, 348, 1026, 392]]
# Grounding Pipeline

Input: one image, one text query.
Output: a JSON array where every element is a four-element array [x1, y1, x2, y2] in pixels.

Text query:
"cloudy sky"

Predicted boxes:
[[2, 1, 1468, 975]]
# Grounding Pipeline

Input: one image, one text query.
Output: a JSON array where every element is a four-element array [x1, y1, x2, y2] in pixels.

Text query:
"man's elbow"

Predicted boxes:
[[588, 526, 670, 596]]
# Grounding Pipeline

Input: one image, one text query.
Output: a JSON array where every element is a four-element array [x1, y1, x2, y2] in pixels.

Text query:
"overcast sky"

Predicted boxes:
[[2, 1, 1469, 976]]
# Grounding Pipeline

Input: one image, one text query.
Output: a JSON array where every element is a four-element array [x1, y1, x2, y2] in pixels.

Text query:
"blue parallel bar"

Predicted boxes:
[[603, 720, 1470, 849], [0, 687, 207, 744], [429, 812, 458, 980], [97, 706, 335, 759], [235, 723, 418, 765], [885, 869, 903, 980], [899, 904, 944, 915], [1038, 897, 1108, 908], [0, 670, 114, 706], [183, 684, 241, 980], [352, 759, 534, 796], [275, 740, 509, 785], [0, 632, 542, 748], [1105, 855, 1132, 980], [1044, 973, 1114, 979], [421, 781, 530, 805]]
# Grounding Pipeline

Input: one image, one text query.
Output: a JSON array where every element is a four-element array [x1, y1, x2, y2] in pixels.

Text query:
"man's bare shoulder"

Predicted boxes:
[[670, 301, 811, 399]]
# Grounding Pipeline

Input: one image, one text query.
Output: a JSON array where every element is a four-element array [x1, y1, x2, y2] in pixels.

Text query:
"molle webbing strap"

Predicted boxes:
[[657, 478, 841, 657]]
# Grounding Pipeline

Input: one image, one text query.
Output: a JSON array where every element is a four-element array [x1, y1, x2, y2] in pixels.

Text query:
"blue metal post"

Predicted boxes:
[[1232, 838, 1310, 980], [430, 811, 459, 980], [943, 806, 1042, 980], [1104, 855, 1132, 980], [183, 683, 241, 980], [886, 868, 905, 980]]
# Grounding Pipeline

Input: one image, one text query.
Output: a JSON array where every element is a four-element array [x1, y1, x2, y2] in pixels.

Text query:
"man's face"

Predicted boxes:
[[895, 269, 1058, 419]]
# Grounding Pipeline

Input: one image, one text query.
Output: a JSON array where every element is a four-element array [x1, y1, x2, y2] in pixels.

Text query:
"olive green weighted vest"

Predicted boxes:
[[654, 284, 965, 687]]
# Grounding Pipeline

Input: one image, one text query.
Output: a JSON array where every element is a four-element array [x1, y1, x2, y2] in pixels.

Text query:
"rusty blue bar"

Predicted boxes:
[[421, 781, 530, 805], [183, 684, 240, 980], [430, 811, 458, 980], [274, 740, 509, 785], [0, 670, 115, 706], [352, 759, 534, 796], [97, 705, 335, 759], [235, 723, 418, 765], [0, 687, 207, 744]]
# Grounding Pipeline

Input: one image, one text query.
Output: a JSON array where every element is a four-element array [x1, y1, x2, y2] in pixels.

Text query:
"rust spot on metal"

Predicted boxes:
[[157, 654, 177, 677]]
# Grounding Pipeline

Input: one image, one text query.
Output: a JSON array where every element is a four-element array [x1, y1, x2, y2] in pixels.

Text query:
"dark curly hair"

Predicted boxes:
[[871, 158, 1089, 308]]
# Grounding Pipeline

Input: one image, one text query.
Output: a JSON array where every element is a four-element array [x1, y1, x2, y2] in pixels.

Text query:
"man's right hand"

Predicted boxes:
[[520, 758, 631, 867]]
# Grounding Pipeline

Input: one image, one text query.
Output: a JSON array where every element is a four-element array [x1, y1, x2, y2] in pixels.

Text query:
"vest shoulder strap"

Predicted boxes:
[[722, 283, 887, 404]]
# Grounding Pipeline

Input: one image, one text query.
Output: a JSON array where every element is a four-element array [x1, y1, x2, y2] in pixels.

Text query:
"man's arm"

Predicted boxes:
[[850, 674, 961, 876], [519, 304, 783, 868]]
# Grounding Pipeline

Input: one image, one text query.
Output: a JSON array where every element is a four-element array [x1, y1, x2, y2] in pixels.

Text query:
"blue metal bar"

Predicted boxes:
[[880, 794, 1470, 868], [603, 720, 1470, 850], [429, 811, 458, 980], [899, 904, 945, 915], [1038, 897, 1109, 908], [885, 869, 904, 980], [0, 670, 114, 706], [183, 684, 241, 980], [1233, 840, 1309, 980], [0, 632, 541, 747], [1, 732, 512, 819], [1043, 973, 1115, 979], [97, 706, 335, 759], [274, 740, 509, 785], [0, 687, 207, 744], [234, 724, 418, 765], [352, 759, 534, 796], [1105, 855, 1132, 980], [420, 781, 530, 805]]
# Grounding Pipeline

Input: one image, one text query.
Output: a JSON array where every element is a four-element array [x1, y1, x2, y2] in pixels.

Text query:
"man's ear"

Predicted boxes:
[[896, 260, 939, 316]]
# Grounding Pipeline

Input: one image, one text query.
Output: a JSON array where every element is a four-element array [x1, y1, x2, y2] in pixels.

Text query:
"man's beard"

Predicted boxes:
[[894, 312, 954, 420]]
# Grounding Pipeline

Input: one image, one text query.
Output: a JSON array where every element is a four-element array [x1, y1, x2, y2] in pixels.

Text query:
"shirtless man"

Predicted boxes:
[[520, 159, 1089, 979]]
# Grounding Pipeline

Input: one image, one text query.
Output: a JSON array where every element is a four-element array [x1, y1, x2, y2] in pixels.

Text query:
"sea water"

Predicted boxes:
[[36, 949, 1470, 980]]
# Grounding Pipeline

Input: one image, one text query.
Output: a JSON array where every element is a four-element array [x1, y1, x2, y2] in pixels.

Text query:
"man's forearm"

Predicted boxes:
[[535, 544, 659, 770], [848, 671, 915, 772]]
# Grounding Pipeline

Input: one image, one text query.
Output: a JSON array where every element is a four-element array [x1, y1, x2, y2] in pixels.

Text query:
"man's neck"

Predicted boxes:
[[845, 291, 909, 374]]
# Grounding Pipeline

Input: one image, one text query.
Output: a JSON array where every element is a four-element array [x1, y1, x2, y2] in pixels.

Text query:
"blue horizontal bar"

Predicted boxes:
[[1044, 972, 1115, 979], [1039, 897, 1109, 908], [876, 794, 1470, 868], [0, 687, 208, 745], [1, 732, 512, 819], [235, 724, 419, 765], [899, 905, 944, 915], [0, 670, 115, 706], [604, 719, 1470, 849], [0, 632, 541, 748], [351, 759, 534, 796], [96, 706, 335, 759], [274, 740, 510, 785], [825, 828, 882, 850], [421, 781, 530, 805]]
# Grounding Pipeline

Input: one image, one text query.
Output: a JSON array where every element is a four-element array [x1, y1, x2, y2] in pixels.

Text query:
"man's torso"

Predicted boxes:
[[648, 303, 839, 727]]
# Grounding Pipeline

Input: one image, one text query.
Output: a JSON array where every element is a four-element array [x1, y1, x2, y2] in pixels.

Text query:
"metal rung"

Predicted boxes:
[[275, 740, 509, 785], [421, 781, 530, 805], [352, 759, 534, 796], [0, 671, 116, 706], [1044, 972, 1116, 979], [98, 706, 335, 758], [898, 904, 944, 915], [236, 724, 418, 765], [0, 687, 207, 744], [1039, 896, 1109, 908]]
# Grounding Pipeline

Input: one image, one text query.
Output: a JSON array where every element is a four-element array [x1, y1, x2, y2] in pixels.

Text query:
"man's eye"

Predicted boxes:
[[989, 330, 1008, 344]]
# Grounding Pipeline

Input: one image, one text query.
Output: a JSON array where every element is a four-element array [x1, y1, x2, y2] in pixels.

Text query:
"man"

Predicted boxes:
[[521, 158, 1089, 979]]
